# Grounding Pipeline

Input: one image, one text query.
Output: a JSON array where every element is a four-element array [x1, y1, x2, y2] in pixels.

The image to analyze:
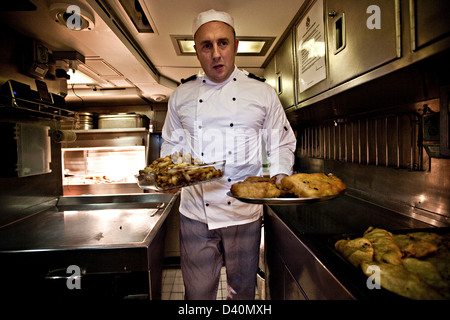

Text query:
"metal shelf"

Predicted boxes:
[[73, 127, 148, 134], [1, 95, 77, 120]]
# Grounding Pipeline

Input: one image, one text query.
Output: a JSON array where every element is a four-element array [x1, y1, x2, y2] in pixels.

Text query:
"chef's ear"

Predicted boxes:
[[234, 39, 239, 55]]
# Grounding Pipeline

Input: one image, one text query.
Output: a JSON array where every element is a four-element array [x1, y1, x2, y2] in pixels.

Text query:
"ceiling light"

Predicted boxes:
[[178, 40, 195, 54], [177, 40, 265, 54], [49, 2, 95, 31], [150, 94, 167, 102], [238, 41, 266, 54], [171, 36, 275, 56]]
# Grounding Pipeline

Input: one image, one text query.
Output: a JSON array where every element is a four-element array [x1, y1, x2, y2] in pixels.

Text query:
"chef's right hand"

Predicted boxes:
[[160, 188, 180, 194]]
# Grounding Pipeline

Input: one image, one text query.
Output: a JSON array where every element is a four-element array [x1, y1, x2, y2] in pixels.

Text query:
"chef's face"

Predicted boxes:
[[194, 21, 239, 83]]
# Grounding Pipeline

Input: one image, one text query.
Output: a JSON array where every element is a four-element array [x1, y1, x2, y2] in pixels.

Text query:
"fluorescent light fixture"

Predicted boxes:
[[178, 40, 195, 53], [67, 69, 96, 84], [172, 36, 275, 56], [238, 40, 266, 54]]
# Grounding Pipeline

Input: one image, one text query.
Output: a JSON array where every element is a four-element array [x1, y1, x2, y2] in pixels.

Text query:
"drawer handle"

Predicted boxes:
[[334, 13, 346, 54], [276, 73, 283, 95], [328, 11, 337, 17]]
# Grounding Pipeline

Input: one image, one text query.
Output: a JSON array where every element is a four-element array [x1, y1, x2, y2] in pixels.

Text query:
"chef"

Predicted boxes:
[[161, 9, 296, 300]]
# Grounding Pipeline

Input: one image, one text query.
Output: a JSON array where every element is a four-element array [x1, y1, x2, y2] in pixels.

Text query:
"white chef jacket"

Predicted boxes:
[[161, 66, 296, 229]]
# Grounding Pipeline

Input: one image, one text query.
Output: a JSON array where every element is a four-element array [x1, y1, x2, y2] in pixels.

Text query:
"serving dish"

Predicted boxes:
[[136, 160, 225, 191], [226, 190, 344, 205]]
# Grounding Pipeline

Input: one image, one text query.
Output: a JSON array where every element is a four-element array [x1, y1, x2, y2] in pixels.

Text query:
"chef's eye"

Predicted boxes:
[[218, 40, 228, 47], [202, 43, 212, 50]]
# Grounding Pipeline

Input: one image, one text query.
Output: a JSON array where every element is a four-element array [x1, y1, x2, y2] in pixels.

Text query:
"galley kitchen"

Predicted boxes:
[[0, 0, 449, 306]]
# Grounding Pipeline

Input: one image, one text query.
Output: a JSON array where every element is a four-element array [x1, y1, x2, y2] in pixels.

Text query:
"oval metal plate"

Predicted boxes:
[[226, 191, 344, 205]]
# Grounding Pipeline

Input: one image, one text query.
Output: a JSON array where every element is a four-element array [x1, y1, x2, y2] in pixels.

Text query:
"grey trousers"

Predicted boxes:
[[179, 214, 262, 300]]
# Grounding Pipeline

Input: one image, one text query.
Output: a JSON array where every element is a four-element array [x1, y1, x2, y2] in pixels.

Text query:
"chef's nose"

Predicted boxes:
[[212, 43, 221, 59]]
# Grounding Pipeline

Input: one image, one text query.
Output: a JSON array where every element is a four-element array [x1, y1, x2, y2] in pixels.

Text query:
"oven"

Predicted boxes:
[[60, 127, 161, 195]]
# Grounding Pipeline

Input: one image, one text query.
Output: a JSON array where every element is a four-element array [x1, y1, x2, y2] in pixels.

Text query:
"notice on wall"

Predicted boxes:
[[297, 0, 326, 93]]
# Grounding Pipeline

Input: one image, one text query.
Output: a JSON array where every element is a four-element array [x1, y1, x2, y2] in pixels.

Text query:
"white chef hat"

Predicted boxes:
[[192, 9, 234, 36]]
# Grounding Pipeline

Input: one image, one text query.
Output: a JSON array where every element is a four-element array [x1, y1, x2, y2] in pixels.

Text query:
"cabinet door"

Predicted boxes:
[[296, 0, 329, 103], [266, 248, 285, 300], [326, 0, 400, 87], [263, 55, 277, 92], [411, 0, 450, 50], [265, 207, 354, 300], [276, 30, 296, 109], [284, 265, 308, 300]]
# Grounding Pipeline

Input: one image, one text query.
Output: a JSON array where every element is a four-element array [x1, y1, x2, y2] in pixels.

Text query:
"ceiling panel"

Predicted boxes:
[[1, 0, 306, 103], [85, 59, 123, 77]]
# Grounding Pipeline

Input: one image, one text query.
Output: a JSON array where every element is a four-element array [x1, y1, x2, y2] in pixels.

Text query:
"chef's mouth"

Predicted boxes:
[[213, 64, 224, 70]]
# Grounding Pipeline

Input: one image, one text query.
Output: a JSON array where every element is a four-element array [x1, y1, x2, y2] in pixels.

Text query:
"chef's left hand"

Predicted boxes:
[[274, 173, 288, 185]]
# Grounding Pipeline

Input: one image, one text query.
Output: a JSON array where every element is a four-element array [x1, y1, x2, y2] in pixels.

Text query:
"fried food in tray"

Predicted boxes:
[[281, 173, 346, 198], [334, 237, 374, 268], [363, 227, 403, 265], [334, 227, 450, 300], [230, 176, 282, 199], [394, 232, 439, 258], [136, 152, 224, 190], [229, 173, 346, 201]]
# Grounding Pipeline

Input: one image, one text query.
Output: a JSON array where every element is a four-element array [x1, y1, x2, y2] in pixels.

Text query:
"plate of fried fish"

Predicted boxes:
[[227, 173, 346, 205]]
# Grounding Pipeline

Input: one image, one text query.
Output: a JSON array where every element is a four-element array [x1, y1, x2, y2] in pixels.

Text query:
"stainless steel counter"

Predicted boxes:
[[0, 193, 175, 251], [264, 194, 448, 300], [0, 192, 179, 300]]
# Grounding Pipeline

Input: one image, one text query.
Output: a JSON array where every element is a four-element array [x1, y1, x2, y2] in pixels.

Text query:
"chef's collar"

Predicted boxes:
[[201, 66, 238, 87]]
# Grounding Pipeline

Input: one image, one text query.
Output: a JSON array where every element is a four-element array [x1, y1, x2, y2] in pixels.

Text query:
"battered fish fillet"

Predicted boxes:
[[280, 173, 346, 198], [335, 227, 450, 300], [361, 261, 444, 300], [394, 233, 439, 258], [230, 176, 282, 198], [428, 249, 450, 285], [402, 257, 449, 297], [335, 238, 374, 268], [363, 227, 403, 265]]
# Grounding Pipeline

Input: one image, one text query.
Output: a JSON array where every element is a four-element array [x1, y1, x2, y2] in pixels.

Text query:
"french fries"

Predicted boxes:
[[138, 152, 224, 190]]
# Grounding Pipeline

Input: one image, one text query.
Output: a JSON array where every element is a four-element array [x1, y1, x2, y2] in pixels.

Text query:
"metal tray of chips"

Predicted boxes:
[[136, 160, 225, 191]]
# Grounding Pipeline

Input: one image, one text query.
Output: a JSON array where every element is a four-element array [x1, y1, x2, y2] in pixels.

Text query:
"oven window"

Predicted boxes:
[[62, 146, 146, 185]]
